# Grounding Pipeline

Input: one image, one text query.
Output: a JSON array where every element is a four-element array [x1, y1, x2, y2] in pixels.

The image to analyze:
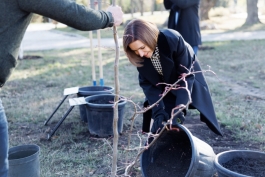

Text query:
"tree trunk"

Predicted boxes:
[[131, 0, 134, 18], [119, 0, 123, 8], [151, 0, 155, 15], [140, 0, 144, 16], [200, 0, 217, 20], [244, 0, 260, 26], [111, 1, 120, 176]]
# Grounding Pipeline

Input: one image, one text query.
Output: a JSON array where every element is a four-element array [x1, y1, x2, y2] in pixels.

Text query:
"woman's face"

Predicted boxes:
[[128, 40, 153, 58]]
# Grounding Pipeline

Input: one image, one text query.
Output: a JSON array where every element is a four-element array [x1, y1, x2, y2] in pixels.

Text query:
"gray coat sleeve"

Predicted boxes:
[[17, 0, 114, 30]]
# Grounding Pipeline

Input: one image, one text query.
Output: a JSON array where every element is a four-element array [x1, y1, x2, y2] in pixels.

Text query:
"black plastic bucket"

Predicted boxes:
[[214, 150, 265, 177], [85, 94, 127, 137], [141, 124, 216, 177], [8, 144, 40, 177], [77, 86, 114, 122]]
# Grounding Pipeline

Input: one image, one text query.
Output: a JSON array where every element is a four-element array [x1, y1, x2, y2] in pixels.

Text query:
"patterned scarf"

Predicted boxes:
[[150, 46, 163, 76]]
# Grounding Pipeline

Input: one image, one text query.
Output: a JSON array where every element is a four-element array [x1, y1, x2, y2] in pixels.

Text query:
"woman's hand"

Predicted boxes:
[[173, 110, 185, 124], [151, 113, 169, 134]]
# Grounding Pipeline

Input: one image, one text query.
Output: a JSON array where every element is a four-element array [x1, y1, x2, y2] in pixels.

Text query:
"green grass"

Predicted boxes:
[[198, 40, 265, 143], [199, 40, 265, 87]]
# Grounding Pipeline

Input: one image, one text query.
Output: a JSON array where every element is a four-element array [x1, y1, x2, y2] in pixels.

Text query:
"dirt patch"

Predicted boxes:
[[184, 117, 262, 154]]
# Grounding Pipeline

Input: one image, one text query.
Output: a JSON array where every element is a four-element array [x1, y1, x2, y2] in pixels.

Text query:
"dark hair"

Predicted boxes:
[[123, 19, 159, 67]]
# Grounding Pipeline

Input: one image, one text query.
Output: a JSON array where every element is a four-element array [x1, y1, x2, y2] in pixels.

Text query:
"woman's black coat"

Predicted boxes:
[[137, 29, 222, 136]]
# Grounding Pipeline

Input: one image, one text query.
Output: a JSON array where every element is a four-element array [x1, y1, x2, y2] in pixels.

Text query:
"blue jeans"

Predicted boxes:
[[0, 98, 8, 177], [192, 46, 198, 55]]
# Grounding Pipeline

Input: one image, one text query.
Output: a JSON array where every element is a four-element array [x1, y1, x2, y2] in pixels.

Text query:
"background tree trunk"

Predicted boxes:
[[118, 0, 123, 8], [244, 0, 260, 25], [131, 0, 134, 17], [200, 0, 217, 20], [151, 0, 155, 15], [140, 0, 144, 16]]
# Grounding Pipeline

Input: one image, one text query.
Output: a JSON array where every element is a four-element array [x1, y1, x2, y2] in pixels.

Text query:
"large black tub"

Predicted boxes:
[[141, 124, 216, 177]]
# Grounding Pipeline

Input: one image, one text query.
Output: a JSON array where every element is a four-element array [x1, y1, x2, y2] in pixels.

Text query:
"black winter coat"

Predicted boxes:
[[137, 29, 222, 136], [164, 0, 202, 46]]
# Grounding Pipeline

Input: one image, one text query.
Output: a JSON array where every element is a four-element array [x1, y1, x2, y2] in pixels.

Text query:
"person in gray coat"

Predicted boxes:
[[164, 0, 201, 54], [0, 0, 123, 176]]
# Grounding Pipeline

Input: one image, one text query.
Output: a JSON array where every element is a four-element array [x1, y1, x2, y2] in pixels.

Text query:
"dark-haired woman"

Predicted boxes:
[[123, 19, 222, 136]]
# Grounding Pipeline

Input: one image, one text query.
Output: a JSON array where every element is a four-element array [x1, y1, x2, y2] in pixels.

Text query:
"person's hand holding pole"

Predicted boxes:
[[107, 5, 123, 26]]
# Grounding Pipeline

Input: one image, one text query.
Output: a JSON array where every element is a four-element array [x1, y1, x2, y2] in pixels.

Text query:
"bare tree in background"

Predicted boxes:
[[130, 0, 134, 17], [118, 0, 123, 8], [140, 0, 144, 16], [200, 0, 217, 20], [151, 0, 155, 15], [130, 0, 139, 17], [244, 0, 261, 25]]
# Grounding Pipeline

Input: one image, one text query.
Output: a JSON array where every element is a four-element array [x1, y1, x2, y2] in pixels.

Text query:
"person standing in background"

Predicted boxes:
[[0, 1, 123, 176], [164, 0, 201, 55]]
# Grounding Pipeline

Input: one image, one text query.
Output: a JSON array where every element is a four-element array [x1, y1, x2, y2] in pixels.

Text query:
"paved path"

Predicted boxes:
[[22, 23, 122, 51], [22, 23, 265, 51], [202, 30, 265, 42]]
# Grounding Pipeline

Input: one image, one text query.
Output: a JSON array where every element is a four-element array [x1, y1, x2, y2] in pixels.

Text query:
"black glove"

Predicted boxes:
[[151, 113, 169, 134], [173, 110, 185, 124]]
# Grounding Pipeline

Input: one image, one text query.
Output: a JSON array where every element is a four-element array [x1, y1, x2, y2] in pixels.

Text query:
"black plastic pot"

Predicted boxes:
[[214, 150, 265, 177], [85, 94, 127, 137], [77, 86, 114, 122], [141, 124, 216, 177], [8, 144, 40, 177]]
